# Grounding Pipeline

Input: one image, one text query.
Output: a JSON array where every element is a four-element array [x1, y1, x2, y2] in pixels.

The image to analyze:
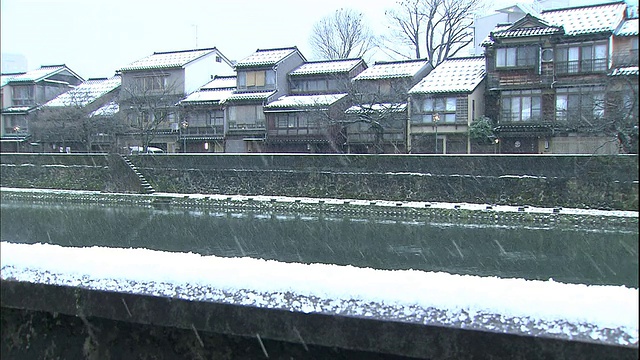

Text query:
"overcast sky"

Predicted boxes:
[[1, 0, 633, 79]]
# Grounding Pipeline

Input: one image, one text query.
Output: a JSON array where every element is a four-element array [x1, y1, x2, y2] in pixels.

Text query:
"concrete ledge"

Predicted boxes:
[[2, 280, 637, 359]]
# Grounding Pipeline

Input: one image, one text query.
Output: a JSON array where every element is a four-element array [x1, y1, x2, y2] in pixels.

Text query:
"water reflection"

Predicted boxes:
[[1, 199, 637, 287]]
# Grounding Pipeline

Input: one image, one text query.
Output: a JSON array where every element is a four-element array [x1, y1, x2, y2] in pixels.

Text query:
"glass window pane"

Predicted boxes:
[[507, 48, 517, 66], [446, 97, 456, 111], [522, 97, 531, 120], [423, 98, 433, 112], [435, 98, 445, 111], [497, 48, 506, 67], [445, 113, 456, 123], [511, 97, 521, 121], [423, 114, 433, 123]]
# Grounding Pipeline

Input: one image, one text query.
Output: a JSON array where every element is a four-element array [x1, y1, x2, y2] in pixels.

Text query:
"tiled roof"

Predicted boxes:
[[234, 47, 302, 69], [289, 59, 364, 76], [2, 106, 34, 113], [226, 90, 275, 102], [1, 73, 24, 87], [119, 48, 220, 71], [409, 57, 485, 94], [616, 18, 639, 36], [89, 101, 119, 117], [609, 66, 639, 76], [180, 89, 234, 104], [4, 65, 73, 84], [353, 59, 430, 80], [200, 76, 237, 90], [345, 103, 407, 113], [540, 1, 627, 36], [44, 75, 121, 107], [492, 26, 563, 39], [264, 93, 348, 109]]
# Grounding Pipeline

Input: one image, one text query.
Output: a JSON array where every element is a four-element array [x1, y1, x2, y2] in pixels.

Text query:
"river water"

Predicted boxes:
[[1, 198, 637, 288]]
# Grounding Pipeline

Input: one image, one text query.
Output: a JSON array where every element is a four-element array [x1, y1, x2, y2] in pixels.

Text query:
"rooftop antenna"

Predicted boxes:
[[192, 24, 198, 48]]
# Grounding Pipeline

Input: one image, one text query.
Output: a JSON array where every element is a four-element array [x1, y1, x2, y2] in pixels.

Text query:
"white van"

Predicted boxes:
[[129, 146, 164, 155]]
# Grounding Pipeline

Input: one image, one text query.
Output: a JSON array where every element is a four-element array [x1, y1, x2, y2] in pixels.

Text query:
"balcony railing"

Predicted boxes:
[[555, 59, 608, 75], [612, 49, 639, 67]]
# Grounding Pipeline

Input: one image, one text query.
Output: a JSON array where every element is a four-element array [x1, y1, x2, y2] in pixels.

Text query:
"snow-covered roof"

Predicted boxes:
[[2, 106, 34, 113], [264, 93, 348, 110], [609, 66, 639, 76], [180, 89, 234, 104], [289, 59, 364, 76], [89, 100, 119, 117], [345, 103, 407, 114], [119, 48, 221, 71], [496, 3, 540, 16], [3, 65, 82, 84], [540, 1, 627, 36], [44, 75, 121, 108], [1, 73, 24, 87], [484, 2, 628, 45], [234, 47, 303, 69], [353, 59, 430, 80], [226, 90, 275, 102], [409, 57, 485, 94], [616, 18, 639, 36], [200, 75, 237, 90]]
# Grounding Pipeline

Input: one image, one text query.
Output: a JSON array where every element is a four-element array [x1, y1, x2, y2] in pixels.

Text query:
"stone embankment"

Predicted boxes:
[[1, 153, 637, 210]]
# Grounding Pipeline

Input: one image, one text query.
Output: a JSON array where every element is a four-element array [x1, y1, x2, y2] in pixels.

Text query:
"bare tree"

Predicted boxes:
[[120, 75, 181, 152], [382, 0, 483, 65], [309, 8, 376, 60]]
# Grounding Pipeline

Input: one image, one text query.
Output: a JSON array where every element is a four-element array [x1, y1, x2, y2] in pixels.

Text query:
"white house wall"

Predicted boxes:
[[184, 51, 234, 95]]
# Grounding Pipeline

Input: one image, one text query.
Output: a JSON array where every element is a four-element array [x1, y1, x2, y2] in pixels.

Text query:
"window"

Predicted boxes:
[[496, 46, 538, 68], [274, 113, 315, 135], [239, 70, 276, 89], [412, 96, 458, 124], [228, 105, 265, 129], [555, 88, 605, 122], [500, 91, 541, 122], [556, 44, 607, 74], [135, 76, 166, 91], [12, 86, 34, 105]]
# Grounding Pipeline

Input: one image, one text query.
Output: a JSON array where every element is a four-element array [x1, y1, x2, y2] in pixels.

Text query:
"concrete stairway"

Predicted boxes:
[[121, 156, 155, 194]]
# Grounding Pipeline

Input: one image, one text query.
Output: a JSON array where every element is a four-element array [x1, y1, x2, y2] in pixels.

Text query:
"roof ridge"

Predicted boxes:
[[541, 1, 625, 14], [152, 47, 218, 55], [254, 46, 299, 52], [373, 58, 428, 65]]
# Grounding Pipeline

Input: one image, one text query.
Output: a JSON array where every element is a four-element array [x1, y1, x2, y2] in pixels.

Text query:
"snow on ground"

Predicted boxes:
[[2, 187, 637, 218], [1, 241, 637, 346]]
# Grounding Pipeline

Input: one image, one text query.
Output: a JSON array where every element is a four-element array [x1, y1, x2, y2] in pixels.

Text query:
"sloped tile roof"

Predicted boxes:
[[5, 65, 76, 84], [1, 73, 24, 87], [226, 90, 275, 102], [44, 75, 121, 107], [180, 89, 234, 104], [353, 59, 430, 80], [234, 47, 302, 69], [409, 57, 485, 94], [540, 1, 627, 36], [289, 59, 364, 76], [89, 100, 119, 117], [200, 75, 237, 90], [609, 66, 639, 76], [616, 18, 639, 36], [345, 103, 407, 113], [264, 93, 348, 109], [2, 106, 34, 113], [119, 48, 219, 71], [484, 2, 628, 45]]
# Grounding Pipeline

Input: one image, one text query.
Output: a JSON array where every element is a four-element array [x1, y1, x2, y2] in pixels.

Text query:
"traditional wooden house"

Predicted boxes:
[[225, 47, 306, 153], [345, 59, 432, 154], [35, 75, 121, 152], [117, 47, 234, 153], [1, 65, 83, 152], [408, 56, 486, 154], [483, 1, 634, 154], [263, 58, 366, 153], [177, 75, 235, 152]]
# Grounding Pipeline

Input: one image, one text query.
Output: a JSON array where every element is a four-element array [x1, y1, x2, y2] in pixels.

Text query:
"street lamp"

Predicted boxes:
[[433, 113, 440, 154], [180, 121, 188, 153]]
